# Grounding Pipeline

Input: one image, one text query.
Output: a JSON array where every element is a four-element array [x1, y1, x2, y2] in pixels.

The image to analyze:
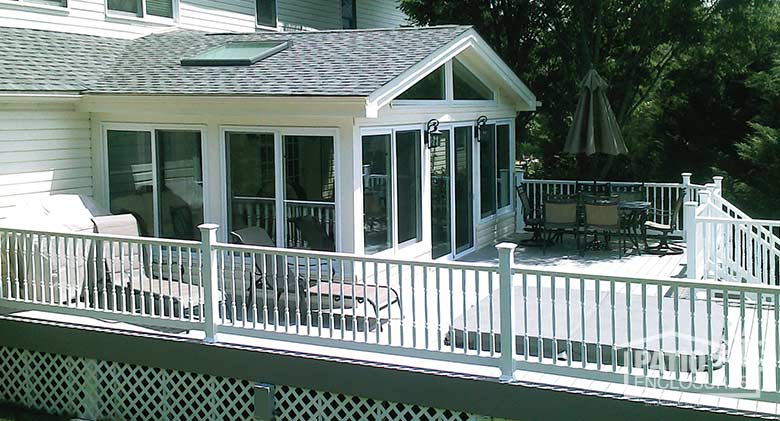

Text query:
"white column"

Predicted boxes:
[[496, 242, 517, 381], [712, 176, 724, 197], [684, 201, 699, 280], [199, 223, 220, 343], [515, 169, 525, 233]]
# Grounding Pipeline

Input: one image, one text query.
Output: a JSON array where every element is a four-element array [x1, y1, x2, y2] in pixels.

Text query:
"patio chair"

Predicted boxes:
[[289, 216, 335, 252], [542, 194, 578, 253], [615, 183, 646, 203], [515, 185, 544, 246], [230, 226, 399, 331], [576, 181, 611, 196], [643, 192, 686, 255], [583, 196, 625, 256], [92, 214, 205, 318]]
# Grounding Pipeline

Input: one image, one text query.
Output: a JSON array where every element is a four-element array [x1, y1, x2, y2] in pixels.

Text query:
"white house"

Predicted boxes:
[[0, 15, 536, 261]]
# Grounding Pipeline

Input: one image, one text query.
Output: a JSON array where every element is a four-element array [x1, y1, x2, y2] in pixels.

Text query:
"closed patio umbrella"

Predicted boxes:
[[563, 69, 628, 156]]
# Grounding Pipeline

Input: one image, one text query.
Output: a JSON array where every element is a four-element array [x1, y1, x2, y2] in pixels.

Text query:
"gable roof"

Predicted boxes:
[[0, 27, 129, 92], [88, 26, 471, 96], [0, 25, 535, 111]]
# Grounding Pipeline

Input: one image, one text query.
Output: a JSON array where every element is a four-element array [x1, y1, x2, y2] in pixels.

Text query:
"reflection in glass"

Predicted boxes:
[[396, 130, 422, 245], [480, 124, 496, 218], [454, 127, 473, 253], [226, 132, 276, 244], [496, 124, 511, 209], [284, 136, 336, 251], [156, 130, 204, 241], [430, 130, 451, 259], [453, 59, 494, 100], [397, 66, 446, 100], [107, 130, 154, 236], [362, 134, 392, 254]]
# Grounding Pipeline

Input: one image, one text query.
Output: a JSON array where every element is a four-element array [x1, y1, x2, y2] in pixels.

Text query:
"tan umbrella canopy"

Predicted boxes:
[[563, 69, 628, 156]]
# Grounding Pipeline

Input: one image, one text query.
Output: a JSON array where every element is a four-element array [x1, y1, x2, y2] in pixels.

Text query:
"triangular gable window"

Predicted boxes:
[[397, 65, 445, 100], [453, 59, 493, 100]]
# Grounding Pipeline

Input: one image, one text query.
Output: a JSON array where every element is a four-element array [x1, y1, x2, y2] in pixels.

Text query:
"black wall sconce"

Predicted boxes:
[[474, 115, 488, 142], [425, 118, 443, 149]]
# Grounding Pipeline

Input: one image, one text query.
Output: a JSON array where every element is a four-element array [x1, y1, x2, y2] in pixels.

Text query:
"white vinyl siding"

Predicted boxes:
[[475, 212, 514, 250], [356, 0, 407, 28], [0, 0, 408, 38], [0, 103, 93, 213]]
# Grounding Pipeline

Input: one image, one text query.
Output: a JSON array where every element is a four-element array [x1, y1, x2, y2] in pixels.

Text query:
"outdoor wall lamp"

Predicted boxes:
[[425, 118, 443, 149], [474, 115, 488, 142]]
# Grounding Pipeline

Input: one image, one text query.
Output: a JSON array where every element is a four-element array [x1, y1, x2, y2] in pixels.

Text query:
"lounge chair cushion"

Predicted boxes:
[[92, 214, 141, 237]]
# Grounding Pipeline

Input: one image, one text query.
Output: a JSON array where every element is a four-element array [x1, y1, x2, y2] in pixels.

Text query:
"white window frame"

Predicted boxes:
[[105, 0, 179, 25], [101, 122, 209, 237], [450, 121, 479, 259], [477, 118, 515, 223], [0, 0, 69, 14], [391, 59, 498, 108], [219, 125, 341, 251], [359, 125, 425, 256], [254, 0, 278, 30]]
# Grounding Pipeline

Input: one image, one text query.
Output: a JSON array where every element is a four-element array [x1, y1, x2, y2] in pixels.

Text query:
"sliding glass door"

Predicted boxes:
[[225, 131, 336, 251], [430, 129, 451, 259], [106, 127, 204, 240], [454, 126, 474, 254]]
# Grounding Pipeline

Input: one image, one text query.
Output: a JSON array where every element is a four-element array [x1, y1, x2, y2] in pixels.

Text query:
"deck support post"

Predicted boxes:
[[199, 223, 220, 343], [496, 242, 518, 381], [515, 169, 525, 233], [684, 202, 699, 280], [712, 176, 723, 197]]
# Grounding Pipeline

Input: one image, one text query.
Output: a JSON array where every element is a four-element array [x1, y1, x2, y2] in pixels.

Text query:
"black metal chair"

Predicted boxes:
[[582, 195, 625, 257], [542, 194, 579, 254], [644, 192, 686, 255], [516, 185, 545, 246]]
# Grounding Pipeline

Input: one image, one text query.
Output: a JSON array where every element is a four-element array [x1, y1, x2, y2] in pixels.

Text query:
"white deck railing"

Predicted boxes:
[[518, 172, 707, 235], [687, 185, 780, 286], [2, 224, 780, 399]]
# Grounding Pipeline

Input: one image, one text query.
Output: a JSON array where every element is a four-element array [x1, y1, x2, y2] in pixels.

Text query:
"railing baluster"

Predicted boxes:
[[423, 265, 429, 350], [724, 287, 730, 386], [386, 262, 392, 346], [706, 287, 713, 385], [537, 275, 542, 363], [462, 269, 467, 355], [488, 271, 495, 356], [475, 269, 482, 355], [596, 278, 602, 370], [448, 267, 454, 353], [522, 273, 529, 361], [374, 261, 380, 344], [689, 285, 696, 383], [758, 291, 764, 392], [626, 282, 632, 375], [610, 280, 616, 372], [658, 283, 665, 378], [741, 290, 747, 387], [551, 275, 558, 364], [641, 282, 648, 378], [435, 266, 442, 351], [580, 278, 586, 369], [673, 285, 680, 381]]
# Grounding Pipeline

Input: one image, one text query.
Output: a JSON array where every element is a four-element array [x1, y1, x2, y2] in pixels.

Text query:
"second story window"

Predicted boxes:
[[341, 0, 356, 29], [256, 0, 276, 28], [22, 0, 68, 7], [107, 0, 173, 19]]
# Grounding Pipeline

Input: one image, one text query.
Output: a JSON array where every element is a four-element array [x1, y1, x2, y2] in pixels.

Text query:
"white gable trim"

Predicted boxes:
[[365, 27, 536, 118]]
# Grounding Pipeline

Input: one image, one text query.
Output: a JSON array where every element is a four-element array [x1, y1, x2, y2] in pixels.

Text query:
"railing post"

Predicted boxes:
[[712, 176, 723, 197], [496, 242, 517, 381], [515, 169, 525, 233], [684, 201, 699, 280], [199, 223, 220, 343]]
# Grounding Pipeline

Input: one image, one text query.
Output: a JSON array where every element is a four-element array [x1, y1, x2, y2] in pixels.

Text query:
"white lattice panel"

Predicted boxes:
[[274, 385, 493, 421], [0, 347, 254, 420]]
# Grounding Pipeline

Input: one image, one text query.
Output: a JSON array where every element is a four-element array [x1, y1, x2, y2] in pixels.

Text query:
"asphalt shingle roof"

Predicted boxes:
[[0, 25, 472, 96], [0, 27, 130, 92]]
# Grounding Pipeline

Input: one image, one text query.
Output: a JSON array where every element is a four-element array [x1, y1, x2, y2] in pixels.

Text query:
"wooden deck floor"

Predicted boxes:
[[459, 233, 688, 280]]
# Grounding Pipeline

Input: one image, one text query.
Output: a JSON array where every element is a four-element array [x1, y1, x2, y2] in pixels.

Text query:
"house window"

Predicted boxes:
[[107, 0, 173, 18], [396, 66, 445, 101], [341, 0, 356, 29], [226, 131, 337, 251], [362, 129, 422, 254], [256, 0, 276, 27], [17, 0, 67, 7], [479, 123, 512, 219], [106, 128, 204, 240], [453, 59, 493, 101], [181, 41, 290, 66]]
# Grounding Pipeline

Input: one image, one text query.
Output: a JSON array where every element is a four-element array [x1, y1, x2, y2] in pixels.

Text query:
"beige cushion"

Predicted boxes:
[[92, 214, 140, 237]]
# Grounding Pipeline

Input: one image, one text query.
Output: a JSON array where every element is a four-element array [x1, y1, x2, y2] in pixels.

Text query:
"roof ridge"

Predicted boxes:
[[201, 25, 471, 36]]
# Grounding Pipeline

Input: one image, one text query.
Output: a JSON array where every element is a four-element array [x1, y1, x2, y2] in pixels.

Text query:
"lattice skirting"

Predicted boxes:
[[0, 346, 505, 420]]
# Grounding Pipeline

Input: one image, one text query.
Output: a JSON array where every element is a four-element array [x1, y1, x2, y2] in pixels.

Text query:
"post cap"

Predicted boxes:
[[684, 201, 699, 207], [681, 172, 692, 177], [495, 242, 518, 251], [198, 223, 220, 231], [712, 176, 724, 181]]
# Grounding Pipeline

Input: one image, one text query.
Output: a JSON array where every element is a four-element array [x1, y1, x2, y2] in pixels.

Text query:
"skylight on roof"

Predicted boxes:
[[181, 40, 290, 66]]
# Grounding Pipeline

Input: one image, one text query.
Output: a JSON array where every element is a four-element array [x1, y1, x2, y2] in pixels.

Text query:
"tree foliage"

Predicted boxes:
[[400, 0, 780, 218]]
